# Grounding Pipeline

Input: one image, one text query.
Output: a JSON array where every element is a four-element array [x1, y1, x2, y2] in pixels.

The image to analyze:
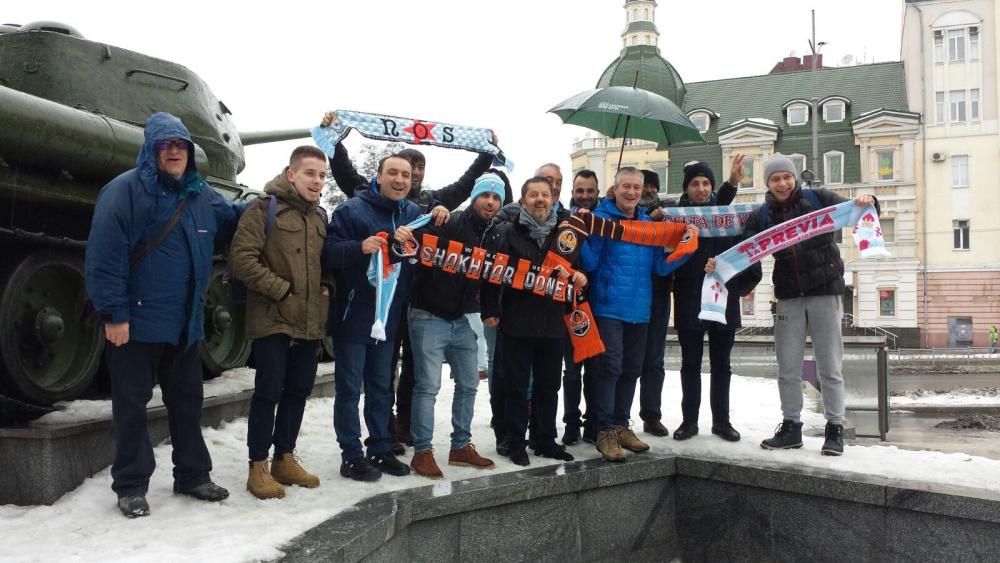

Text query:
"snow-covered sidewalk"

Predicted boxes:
[[3, 369, 1000, 563], [891, 387, 1000, 408]]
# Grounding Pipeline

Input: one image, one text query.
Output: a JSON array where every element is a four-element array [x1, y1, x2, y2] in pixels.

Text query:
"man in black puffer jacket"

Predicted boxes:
[[710, 154, 877, 457]]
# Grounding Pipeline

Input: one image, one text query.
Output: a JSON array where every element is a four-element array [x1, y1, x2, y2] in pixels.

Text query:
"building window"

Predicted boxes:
[[948, 28, 966, 62], [823, 101, 845, 123], [880, 218, 895, 242], [631, 34, 638, 46], [741, 292, 755, 316], [879, 289, 896, 317], [788, 154, 807, 176], [970, 26, 980, 60], [689, 113, 709, 133], [950, 90, 967, 122], [935, 92, 945, 124], [971, 89, 981, 121], [934, 30, 944, 62], [787, 104, 809, 126], [952, 155, 969, 187], [876, 150, 894, 181], [740, 156, 755, 188], [644, 8, 649, 19], [824, 151, 844, 184], [953, 220, 970, 250]]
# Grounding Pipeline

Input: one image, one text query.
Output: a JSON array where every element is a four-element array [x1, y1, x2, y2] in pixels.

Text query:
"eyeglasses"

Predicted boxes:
[[155, 139, 190, 151]]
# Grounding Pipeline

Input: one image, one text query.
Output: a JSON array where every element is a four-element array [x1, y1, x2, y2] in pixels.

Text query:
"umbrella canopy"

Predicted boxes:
[[548, 86, 704, 146]]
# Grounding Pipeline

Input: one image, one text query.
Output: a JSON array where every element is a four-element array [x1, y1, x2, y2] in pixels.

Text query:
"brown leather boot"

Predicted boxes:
[[448, 444, 496, 469], [247, 460, 285, 500], [616, 425, 650, 452], [596, 430, 626, 462], [410, 450, 444, 480], [271, 452, 320, 488]]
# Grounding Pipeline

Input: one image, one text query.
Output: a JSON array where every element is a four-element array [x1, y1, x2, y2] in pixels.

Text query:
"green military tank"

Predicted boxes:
[[0, 22, 310, 407]]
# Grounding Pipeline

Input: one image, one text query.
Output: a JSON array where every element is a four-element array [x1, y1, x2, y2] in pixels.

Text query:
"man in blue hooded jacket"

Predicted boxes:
[[85, 112, 241, 517]]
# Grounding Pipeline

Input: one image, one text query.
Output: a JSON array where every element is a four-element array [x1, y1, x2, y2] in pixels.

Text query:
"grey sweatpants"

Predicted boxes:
[[773, 294, 845, 425]]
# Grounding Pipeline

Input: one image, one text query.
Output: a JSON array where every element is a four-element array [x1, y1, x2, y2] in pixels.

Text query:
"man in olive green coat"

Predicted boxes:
[[230, 145, 330, 499]]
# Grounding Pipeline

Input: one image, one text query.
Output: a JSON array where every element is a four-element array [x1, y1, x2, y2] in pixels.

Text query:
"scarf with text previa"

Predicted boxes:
[[699, 202, 890, 324], [375, 212, 699, 362], [311, 110, 512, 171]]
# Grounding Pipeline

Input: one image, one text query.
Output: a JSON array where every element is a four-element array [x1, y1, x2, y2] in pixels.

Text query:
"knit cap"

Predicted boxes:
[[682, 161, 716, 191], [470, 173, 506, 203], [764, 153, 798, 182]]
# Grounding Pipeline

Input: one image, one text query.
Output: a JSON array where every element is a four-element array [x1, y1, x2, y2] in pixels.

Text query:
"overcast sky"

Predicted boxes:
[[7, 0, 903, 202]]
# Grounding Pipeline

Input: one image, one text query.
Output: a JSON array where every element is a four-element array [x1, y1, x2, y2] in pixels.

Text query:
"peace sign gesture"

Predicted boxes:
[[728, 154, 746, 186]]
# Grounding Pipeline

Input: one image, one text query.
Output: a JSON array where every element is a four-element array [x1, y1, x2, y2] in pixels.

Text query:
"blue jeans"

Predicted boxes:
[[333, 340, 395, 463], [639, 288, 671, 421], [408, 308, 480, 452], [466, 313, 489, 372], [247, 334, 319, 461], [585, 317, 649, 432]]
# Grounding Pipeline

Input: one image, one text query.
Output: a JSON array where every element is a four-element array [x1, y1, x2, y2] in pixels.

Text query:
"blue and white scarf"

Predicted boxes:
[[699, 202, 889, 324], [312, 110, 513, 171], [659, 204, 758, 237], [367, 214, 433, 341]]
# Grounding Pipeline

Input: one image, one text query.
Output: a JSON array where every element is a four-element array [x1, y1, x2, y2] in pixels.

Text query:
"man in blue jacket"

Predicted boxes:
[[85, 112, 240, 518], [579, 167, 691, 463], [323, 154, 421, 482]]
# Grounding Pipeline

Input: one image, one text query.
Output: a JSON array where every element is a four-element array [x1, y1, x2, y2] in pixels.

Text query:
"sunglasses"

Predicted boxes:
[[155, 139, 190, 151]]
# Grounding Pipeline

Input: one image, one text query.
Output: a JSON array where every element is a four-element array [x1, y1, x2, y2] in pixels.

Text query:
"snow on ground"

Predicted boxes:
[[891, 387, 1000, 408], [3, 368, 1000, 563]]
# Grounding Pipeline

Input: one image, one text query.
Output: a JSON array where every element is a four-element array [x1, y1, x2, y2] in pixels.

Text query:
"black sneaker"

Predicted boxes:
[[643, 419, 670, 437], [496, 437, 510, 456], [368, 453, 411, 477], [536, 444, 574, 462], [528, 433, 539, 451], [711, 423, 742, 442], [509, 446, 530, 466], [761, 420, 804, 450], [672, 421, 699, 441], [390, 441, 406, 456], [173, 481, 229, 502], [117, 495, 150, 518], [561, 425, 581, 446], [821, 422, 844, 456], [340, 459, 382, 482]]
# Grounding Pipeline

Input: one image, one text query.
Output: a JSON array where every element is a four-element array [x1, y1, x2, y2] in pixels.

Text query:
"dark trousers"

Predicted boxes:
[[333, 340, 394, 462], [677, 325, 736, 425], [639, 289, 671, 421], [106, 341, 211, 497], [586, 317, 648, 432], [389, 315, 415, 434], [247, 334, 319, 461], [501, 333, 562, 450], [562, 336, 590, 428], [489, 330, 506, 438]]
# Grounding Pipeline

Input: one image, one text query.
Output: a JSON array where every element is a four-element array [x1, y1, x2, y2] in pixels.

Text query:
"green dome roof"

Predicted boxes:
[[622, 21, 658, 35], [596, 45, 686, 107]]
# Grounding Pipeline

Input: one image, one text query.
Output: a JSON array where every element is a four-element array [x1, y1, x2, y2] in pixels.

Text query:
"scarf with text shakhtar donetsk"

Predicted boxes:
[[312, 110, 512, 171], [376, 212, 698, 362]]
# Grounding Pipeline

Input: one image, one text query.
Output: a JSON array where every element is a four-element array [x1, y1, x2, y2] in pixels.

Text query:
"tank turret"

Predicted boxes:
[[0, 24, 310, 407]]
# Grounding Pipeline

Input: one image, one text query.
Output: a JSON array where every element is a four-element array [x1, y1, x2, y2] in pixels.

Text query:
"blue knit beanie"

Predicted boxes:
[[470, 173, 506, 203]]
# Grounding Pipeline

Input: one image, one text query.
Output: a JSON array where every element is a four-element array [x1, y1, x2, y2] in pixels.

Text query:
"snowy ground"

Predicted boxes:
[[891, 387, 1000, 408], [4, 368, 1000, 563]]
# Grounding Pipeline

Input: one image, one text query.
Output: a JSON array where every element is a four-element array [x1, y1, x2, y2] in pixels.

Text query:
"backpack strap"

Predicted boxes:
[[263, 194, 279, 237], [800, 188, 822, 210], [129, 198, 189, 267]]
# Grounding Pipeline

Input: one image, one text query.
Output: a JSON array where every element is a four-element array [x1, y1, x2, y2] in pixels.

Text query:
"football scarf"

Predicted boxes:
[[547, 212, 698, 272], [312, 110, 512, 171], [659, 204, 758, 237], [368, 214, 433, 341], [699, 202, 889, 324]]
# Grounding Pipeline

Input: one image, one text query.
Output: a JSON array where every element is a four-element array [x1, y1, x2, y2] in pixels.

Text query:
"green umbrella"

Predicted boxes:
[[548, 85, 704, 169]]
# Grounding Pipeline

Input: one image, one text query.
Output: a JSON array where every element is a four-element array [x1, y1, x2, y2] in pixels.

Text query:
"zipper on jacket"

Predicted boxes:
[[342, 289, 355, 321]]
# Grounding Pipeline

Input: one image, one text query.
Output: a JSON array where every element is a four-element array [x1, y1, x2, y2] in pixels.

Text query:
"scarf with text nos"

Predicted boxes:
[[699, 202, 889, 324], [376, 212, 699, 362], [311, 110, 512, 171]]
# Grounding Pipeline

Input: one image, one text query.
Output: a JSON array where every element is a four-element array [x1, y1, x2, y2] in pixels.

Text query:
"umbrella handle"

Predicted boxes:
[[616, 114, 631, 171]]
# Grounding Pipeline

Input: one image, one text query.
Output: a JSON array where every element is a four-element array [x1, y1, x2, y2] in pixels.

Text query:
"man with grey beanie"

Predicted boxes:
[[707, 153, 877, 456]]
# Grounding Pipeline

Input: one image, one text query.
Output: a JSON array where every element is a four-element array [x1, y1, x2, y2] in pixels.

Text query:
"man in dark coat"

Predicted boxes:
[[86, 112, 239, 517]]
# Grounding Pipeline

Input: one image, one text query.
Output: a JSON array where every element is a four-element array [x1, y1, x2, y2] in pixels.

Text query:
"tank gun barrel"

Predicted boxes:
[[239, 129, 312, 146], [0, 86, 209, 182]]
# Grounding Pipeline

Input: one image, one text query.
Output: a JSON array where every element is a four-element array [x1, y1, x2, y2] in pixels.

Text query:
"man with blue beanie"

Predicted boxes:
[[406, 173, 506, 478], [86, 112, 241, 517]]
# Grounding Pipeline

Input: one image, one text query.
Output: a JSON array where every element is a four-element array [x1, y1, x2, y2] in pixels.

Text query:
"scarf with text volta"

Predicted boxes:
[[699, 202, 889, 324], [311, 110, 512, 171], [659, 204, 758, 237]]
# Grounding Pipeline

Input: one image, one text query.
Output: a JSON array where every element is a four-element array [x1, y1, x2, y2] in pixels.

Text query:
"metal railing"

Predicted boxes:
[[843, 313, 898, 349], [889, 347, 999, 362]]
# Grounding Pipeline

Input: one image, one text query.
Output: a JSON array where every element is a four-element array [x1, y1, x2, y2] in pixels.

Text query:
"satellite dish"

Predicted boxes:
[[842, 54, 855, 65]]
